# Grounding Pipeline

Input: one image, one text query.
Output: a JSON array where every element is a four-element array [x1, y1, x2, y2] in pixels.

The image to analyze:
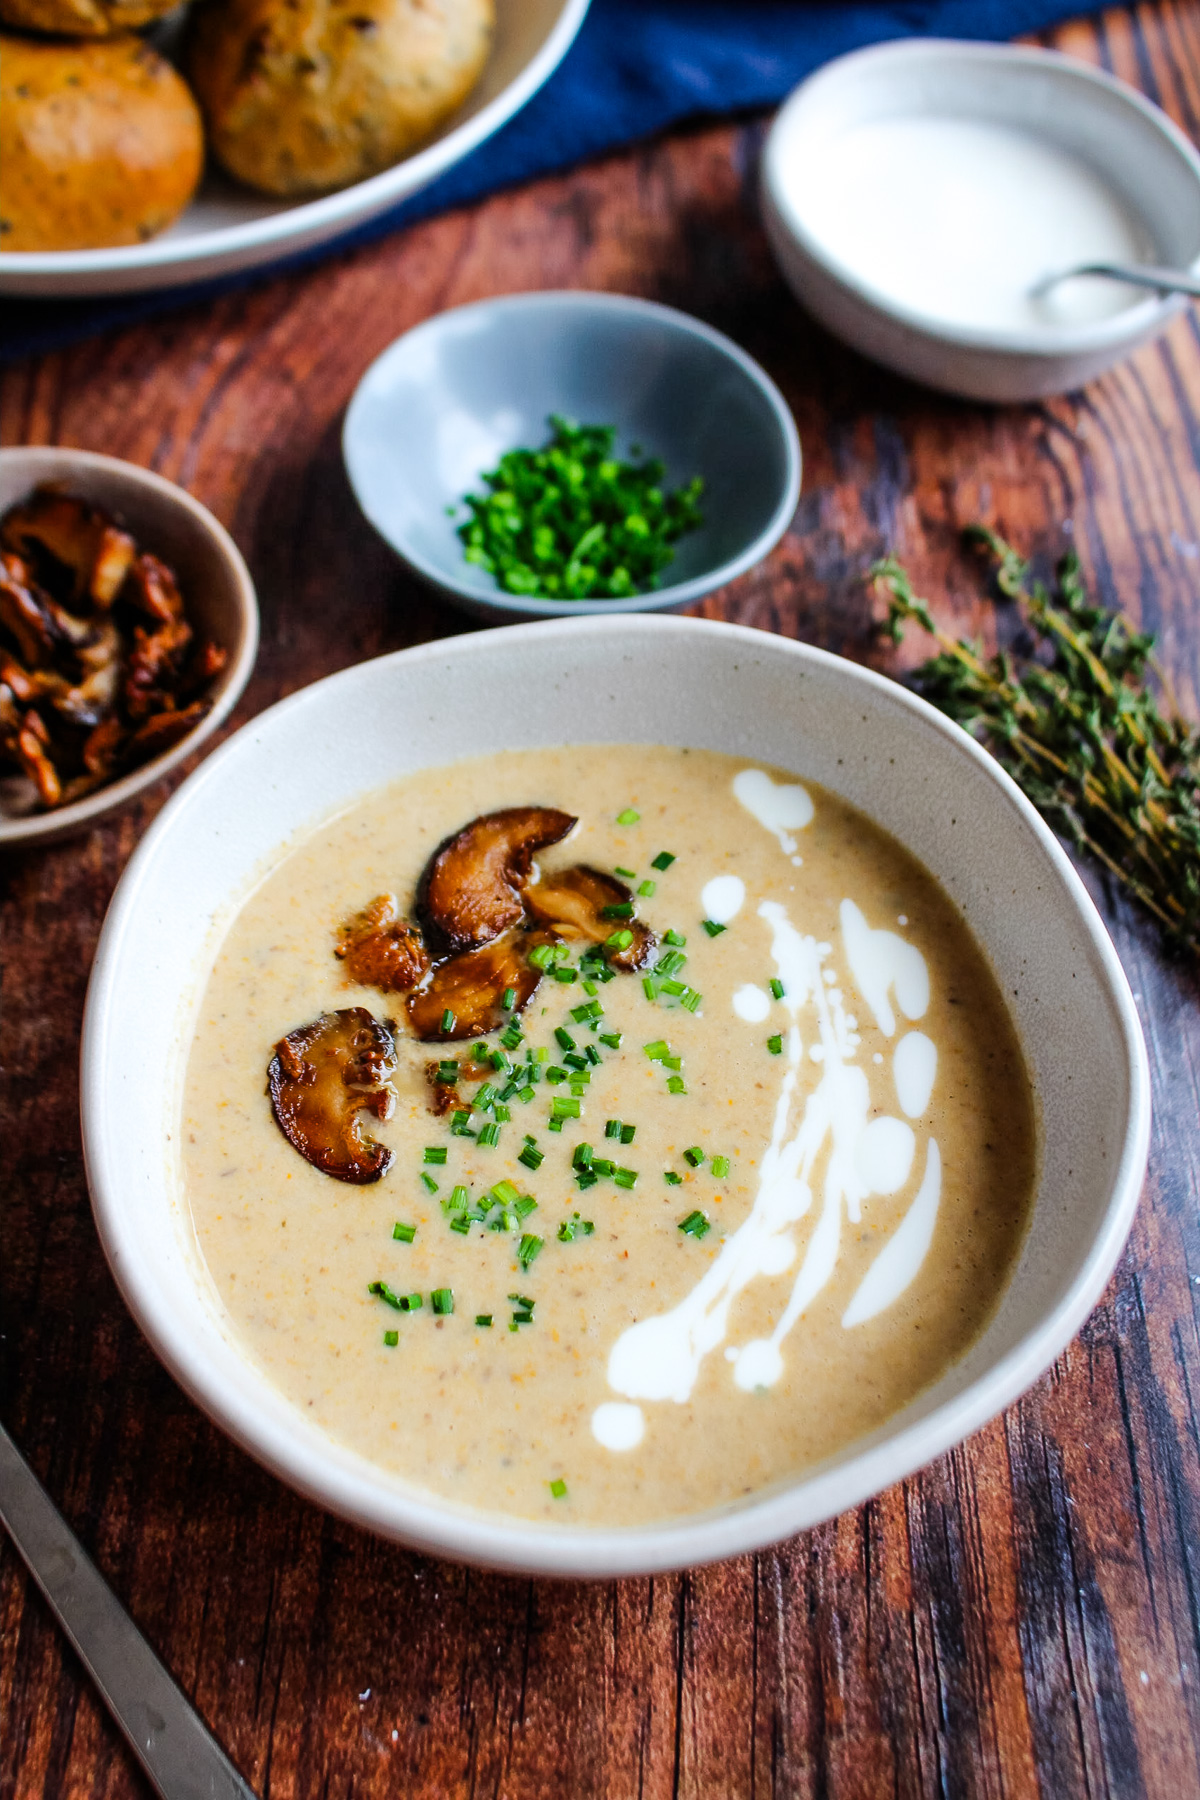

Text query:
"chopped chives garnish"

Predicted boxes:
[[599, 1031, 623, 1049], [591, 1157, 615, 1177], [441, 1009, 456, 1033], [638, 880, 657, 897], [767, 1034, 783, 1055], [430, 1288, 454, 1315], [549, 1478, 568, 1499], [582, 979, 598, 996], [605, 1118, 622, 1140], [393, 1221, 417, 1243], [545, 1065, 567, 1084], [642, 976, 657, 1001], [769, 978, 785, 1000], [711, 1155, 730, 1179], [614, 866, 636, 878], [369, 1280, 406, 1311], [576, 1169, 598, 1190], [475, 1083, 497, 1110], [490, 1179, 521, 1207], [563, 1052, 588, 1071], [644, 1039, 670, 1061], [450, 1110, 475, 1137], [420, 1173, 438, 1195], [557, 1219, 576, 1241], [702, 920, 727, 938], [651, 851, 675, 870], [502, 987, 517, 1010], [436, 1060, 459, 1083], [656, 951, 686, 977], [449, 1215, 471, 1235], [584, 1044, 601, 1066], [667, 1076, 688, 1094], [531, 1046, 549, 1063], [529, 944, 555, 969], [517, 1233, 544, 1270], [514, 1195, 538, 1219], [664, 929, 686, 947], [493, 1105, 511, 1123], [518, 1143, 544, 1171], [663, 1053, 682, 1070], [614, 1167, 638, 1189], [551, 1096, 581, 1119], [617, 808, 641, 825], [551, 966, 576, 983], [477, 1122, 501, 1147], [423, 1146, 448, 1165], [664, 1170, 682, 1185], [620, 1122, 636, 1145], [660, 979, 686, 998], [383, 1329, 399, 1347], [681, 988, 703, 1013], [555, 1026, 576, 1051], [679, 1210, 711, 1239], [518, 1084, 536, 1103], [500, 1022, 523, 1050], [683, 1146, 705, 1168], [607, 929, 635, 950], [573, 1143, 594, 1169], [548, 1117, 564, 1133], [490, 1049, 513, 1074], [600, 901, 634, 919], [475, 1314, 493, 1328], [448, 1185, 469, 1211]]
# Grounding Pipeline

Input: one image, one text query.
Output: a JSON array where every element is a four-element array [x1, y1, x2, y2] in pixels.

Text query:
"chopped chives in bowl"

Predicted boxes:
[[456, 417, 704, 600]]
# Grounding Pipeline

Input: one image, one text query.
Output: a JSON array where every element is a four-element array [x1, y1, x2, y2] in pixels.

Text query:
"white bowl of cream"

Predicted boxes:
[[761, 40, 1200, 402], [80, 616, 1150, 1575]]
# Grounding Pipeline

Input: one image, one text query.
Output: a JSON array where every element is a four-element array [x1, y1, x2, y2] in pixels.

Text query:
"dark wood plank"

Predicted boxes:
[[6, 4, 1200, 1795]]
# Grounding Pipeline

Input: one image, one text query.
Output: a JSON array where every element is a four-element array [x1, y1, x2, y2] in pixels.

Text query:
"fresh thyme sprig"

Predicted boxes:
[[872, 526, 1200, 955]]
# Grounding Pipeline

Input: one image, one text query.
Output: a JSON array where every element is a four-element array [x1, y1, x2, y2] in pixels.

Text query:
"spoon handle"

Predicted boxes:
[[1066, 261, 1200, 298], [0, 1420, 258, 1800]]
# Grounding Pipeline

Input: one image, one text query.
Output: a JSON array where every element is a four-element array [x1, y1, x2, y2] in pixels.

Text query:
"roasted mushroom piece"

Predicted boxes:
[[524, 865, 656, 972], [267, 1007, 397, 1183], [335, 894, 430, 993], [0, 490, 136, 608], [407, 929, 557, 1041], [417, 806, 576, 955]]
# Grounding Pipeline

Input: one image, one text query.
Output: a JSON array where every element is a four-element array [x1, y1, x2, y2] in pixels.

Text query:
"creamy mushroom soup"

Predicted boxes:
[[182, 746, 1036, 1526]]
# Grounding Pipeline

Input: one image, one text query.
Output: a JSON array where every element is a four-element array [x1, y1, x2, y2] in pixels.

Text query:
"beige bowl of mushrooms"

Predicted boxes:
[[0, 447, 258, 848]]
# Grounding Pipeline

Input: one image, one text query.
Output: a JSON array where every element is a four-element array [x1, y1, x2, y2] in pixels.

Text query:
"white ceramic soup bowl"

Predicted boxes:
[[81, 617, 1150, 1576]]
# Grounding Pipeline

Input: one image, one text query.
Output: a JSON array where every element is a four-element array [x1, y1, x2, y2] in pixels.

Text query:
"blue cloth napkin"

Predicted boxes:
[[0, 0, 1091, 362]]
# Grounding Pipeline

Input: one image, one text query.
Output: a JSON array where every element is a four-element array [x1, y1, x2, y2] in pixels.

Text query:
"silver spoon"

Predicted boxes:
[[1034, 260, 1200, 299], [0, 1419, 258, 1800]]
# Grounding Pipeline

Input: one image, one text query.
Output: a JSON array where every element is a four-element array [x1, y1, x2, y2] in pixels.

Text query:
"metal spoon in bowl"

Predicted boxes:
[[0, 1420, 258, 1800], [1033, 261, 1200, 299]]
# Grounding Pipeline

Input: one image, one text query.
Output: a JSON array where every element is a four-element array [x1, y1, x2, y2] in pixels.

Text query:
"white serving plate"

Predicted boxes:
[[0, 0, 589, 298], [81, 617, 1150, 1575]]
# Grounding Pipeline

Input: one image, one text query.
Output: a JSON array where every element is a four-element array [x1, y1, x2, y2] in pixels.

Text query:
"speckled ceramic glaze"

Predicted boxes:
[[80, 616, 1150, 1575]]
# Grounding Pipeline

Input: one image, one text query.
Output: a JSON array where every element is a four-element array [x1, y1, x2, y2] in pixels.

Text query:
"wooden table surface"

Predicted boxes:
[[5, 4, 1200, 1795]]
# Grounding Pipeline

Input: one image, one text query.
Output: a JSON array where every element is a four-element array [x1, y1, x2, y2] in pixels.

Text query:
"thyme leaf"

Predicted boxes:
[[872, 526, 1200, 956]]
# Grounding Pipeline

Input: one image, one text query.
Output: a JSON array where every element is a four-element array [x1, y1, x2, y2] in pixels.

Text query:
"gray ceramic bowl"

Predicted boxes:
[[342, 292, 801, 621], [0, 449, 258, 849]]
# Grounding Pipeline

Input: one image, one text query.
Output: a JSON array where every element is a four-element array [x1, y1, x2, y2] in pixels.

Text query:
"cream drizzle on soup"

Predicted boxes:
[[182, 746, 1036, 1527]]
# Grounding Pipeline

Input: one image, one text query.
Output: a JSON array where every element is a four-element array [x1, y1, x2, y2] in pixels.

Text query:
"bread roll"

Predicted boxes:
[[0, 34, 204, 252], [0, 0, 180, 36], [187, 0, 492, 197]]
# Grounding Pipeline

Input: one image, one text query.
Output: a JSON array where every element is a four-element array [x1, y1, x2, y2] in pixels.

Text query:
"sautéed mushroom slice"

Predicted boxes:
[[268, 1007, 397, 1184], [417, 805, 576, 955], [524, 864, 656, 971], [407, 929, 557, 1042], [335, 894, 430, 993], [0, 490, 136, 609]]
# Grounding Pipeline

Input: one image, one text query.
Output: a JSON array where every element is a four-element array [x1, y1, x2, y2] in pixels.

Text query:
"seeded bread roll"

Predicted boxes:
[[186, 0, 493, 197], [0, 0, 179, 34], [0, 35, 204, 252]]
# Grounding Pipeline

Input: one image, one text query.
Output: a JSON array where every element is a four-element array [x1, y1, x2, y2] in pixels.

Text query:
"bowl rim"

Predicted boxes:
[[0, 0, 592, 289], [761, 37, 1200, 358], [341, 289, 802, 616], [0, 447, 259, 848], [80, 614, 1151, 1575]]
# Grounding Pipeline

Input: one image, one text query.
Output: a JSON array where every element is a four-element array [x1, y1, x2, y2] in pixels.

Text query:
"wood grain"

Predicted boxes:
[[5, 4, 1200, 1795]]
